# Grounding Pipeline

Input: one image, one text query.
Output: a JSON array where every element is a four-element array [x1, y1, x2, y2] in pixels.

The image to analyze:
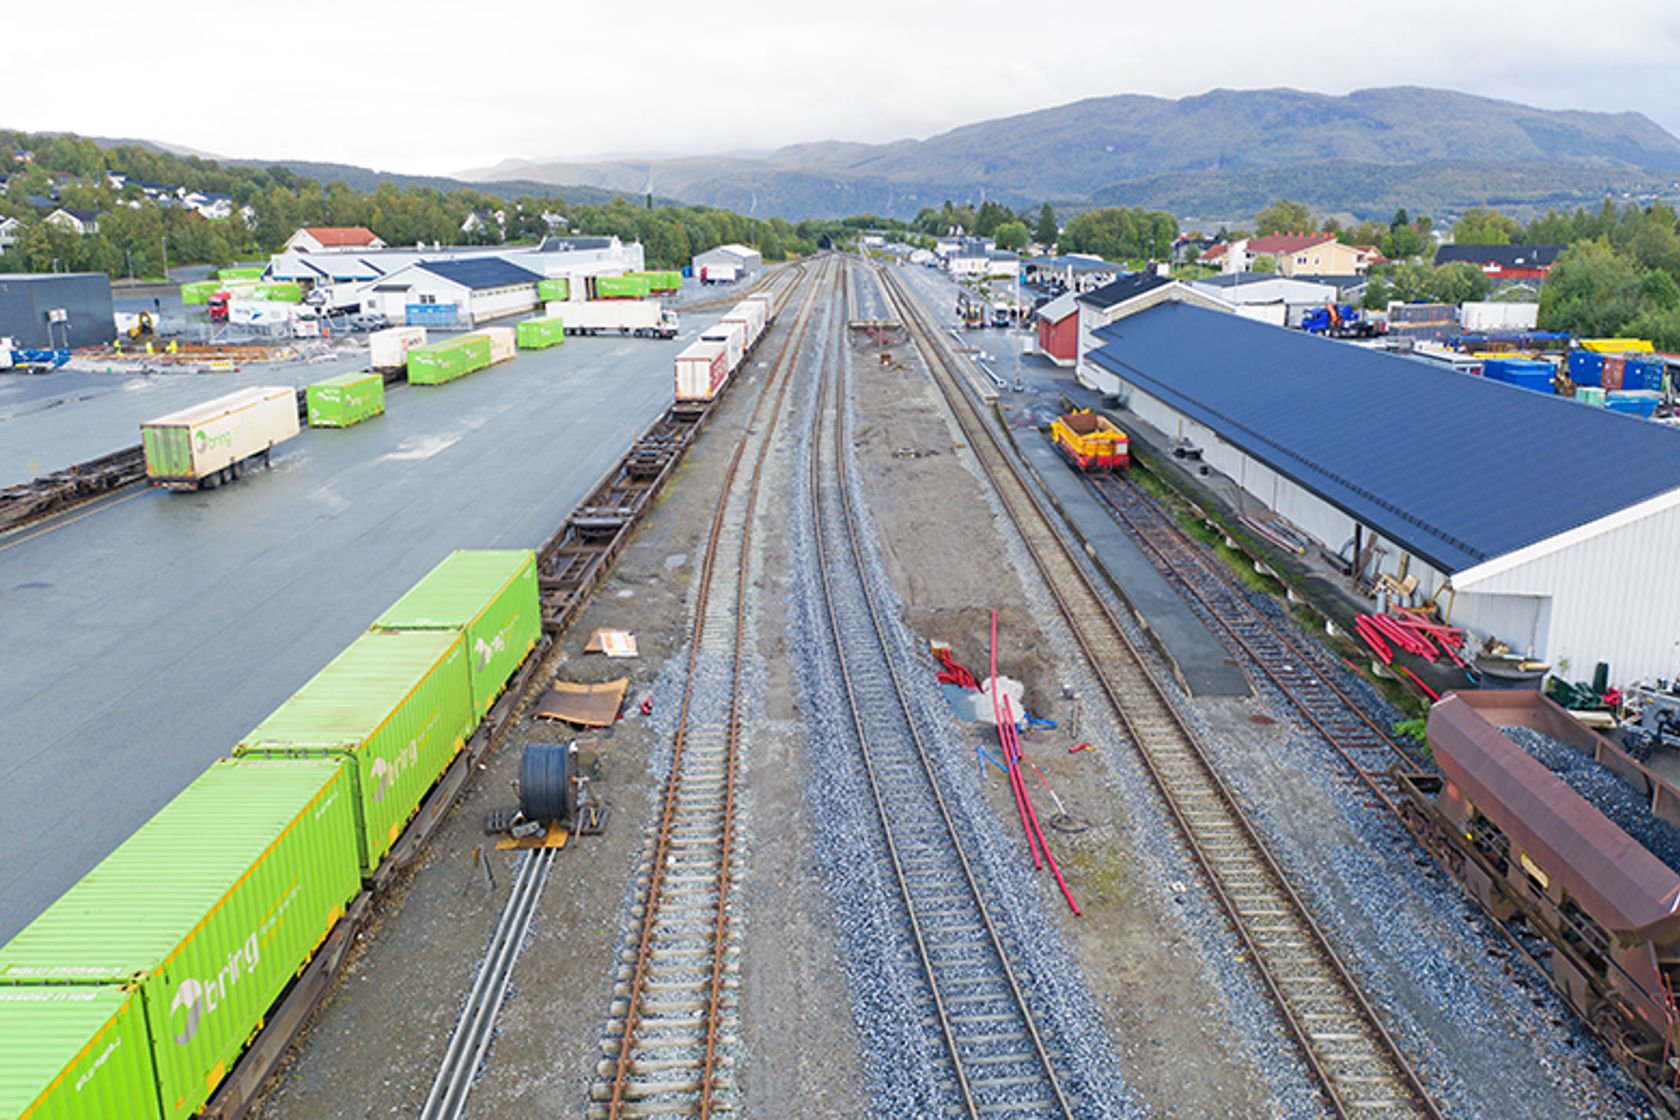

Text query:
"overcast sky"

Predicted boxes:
[[9, 1, 1680, 178]]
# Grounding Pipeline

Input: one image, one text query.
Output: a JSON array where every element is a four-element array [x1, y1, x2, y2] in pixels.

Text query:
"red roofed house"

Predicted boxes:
[[1200, 233, 1383, 277], [284, 226, 387, 254]]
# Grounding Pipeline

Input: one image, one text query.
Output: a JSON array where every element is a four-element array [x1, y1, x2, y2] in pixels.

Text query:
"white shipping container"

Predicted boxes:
[[545, 300, 676, 337], [744, 292, 772, 323], [370, 326, 428, 370], [675, 339, 730, 400], [1460, 301, 1540, 333], [700, 320, 747, 372], [142, 386, 300, 489], [467, 326, 517, 364], [723, 300, 767, 347], [701, 263, 739, 284]]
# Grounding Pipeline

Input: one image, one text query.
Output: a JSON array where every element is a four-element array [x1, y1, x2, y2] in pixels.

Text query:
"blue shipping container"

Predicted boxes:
[[405, 303, 464, 328], [1567, 350, 1605, 387], [1483, 358, 1555, 394], [1625, 356, 1666, 392]]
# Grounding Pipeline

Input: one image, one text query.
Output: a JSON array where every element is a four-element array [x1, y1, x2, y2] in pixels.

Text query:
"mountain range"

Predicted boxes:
[[463, 86, 1680, 221]]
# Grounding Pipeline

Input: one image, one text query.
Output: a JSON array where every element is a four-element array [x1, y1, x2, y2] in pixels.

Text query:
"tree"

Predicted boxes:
[[1430, 261, 1492, 303], [1452, 207, 1522, 246], [1034, 203, 1057, 247], [1249, 254, 1277, 274], [1255, 199, 1314, 236], [1058, 207, 1178, 262], [1538, 239, 1645, 337], [993, 221, 1029, 252]]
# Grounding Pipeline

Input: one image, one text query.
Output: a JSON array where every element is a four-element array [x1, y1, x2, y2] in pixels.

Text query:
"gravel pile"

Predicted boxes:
[[784, 322, 1141, 1118], [1503, 724, 1680, 874]]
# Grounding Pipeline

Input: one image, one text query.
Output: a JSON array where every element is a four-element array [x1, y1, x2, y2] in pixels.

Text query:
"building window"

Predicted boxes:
[[419, 294, 436, 305]]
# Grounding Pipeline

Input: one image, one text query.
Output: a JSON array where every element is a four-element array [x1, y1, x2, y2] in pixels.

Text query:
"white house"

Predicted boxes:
[[284, 226, 387, 254], [44, 208, 101, 236], [0, 216, 22, 254]]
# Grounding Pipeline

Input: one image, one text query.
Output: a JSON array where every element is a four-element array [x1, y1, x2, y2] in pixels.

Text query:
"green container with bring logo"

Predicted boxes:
[[536, 277, 569, 302], [0, 986, 163, 1120], [217, 267, 264, 282], [407, 335, 493, 385], [595, 274, 651, 299], [0, 759, 360, 1120], [306, 371, 385, 428], [179, 280, 220, 306], [249, 281, 302, 303], [372, 550, 541, 721], [515, 316, 566, 350], [236, 629, 474, 874]]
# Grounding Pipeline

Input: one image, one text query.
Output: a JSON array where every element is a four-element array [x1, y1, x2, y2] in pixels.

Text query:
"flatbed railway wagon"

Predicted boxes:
[[1050, 409, 1129, 471], [1397, 691, 1680, 1116], [542, 299, 678, 339], [141, 386, 300, 490], [306, 370, 385, 428], [0, 758, 361, 1120]]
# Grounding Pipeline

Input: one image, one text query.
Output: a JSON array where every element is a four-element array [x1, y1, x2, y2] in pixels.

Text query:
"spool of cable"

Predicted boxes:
[[520, 742, 576, 823]]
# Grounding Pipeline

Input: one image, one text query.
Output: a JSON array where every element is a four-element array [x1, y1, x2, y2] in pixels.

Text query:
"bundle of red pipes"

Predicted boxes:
[[990, 610, 1081, 917], [1353, 609, 1464, 701]]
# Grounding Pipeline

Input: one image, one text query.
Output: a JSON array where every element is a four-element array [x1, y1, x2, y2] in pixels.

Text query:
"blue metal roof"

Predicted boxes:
[[416, 258, 542, 290], [1087, 302, 1680, 574]]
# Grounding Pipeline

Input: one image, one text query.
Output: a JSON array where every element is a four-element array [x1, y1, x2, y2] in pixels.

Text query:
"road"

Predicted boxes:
[[0, 330, 685, 940]]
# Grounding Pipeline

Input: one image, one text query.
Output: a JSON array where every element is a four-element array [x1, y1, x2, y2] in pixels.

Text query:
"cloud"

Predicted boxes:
[[4, 0, 1678, 176]]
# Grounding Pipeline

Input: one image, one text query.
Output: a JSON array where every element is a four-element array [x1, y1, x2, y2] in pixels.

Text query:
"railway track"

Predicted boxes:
[[1087, 474, 1429, 812], [807, 265, 1073, 1117], [876, 264, 1442, 1120], [591, 256, 834, 1119]]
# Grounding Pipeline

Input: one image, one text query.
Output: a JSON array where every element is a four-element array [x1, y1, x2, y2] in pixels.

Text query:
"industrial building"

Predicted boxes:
[[1074, 272, 1233, 373], [1033, 292, 1079, 366], [358, 258, 542, 328], [692, 243, 762, 281], [0, 272, 114, 349], [1078, 295, 1680, 684], [1190, 273, 1341, 327]]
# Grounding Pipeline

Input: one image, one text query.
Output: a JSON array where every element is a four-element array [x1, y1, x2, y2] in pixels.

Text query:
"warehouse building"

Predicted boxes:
[[1190, 273, 1340, 327], [1082, 299, 1680, 684], [357, 258, 541, 328], [693, 243, 762, 281], [1075, 272, 1233, 388], [0, 272, 114, 349]]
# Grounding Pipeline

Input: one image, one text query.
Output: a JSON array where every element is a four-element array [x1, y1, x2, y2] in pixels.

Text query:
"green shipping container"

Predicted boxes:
[[236, 629, 475, 873], [179, 280, 220, 306], [595, 275, 652, 299], [373, 550, 542, 720], [0, 759, 360, 1120], [515, 316, 567, 350], [0, 986, 163, 1120], [536, 278, 569, 302], [217, 267, 264, 282], [307, 371, 386, 428], [406, 336, 493, 385]]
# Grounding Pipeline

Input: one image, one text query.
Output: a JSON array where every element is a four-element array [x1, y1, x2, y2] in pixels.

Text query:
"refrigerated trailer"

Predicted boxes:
[[542, 300, 678, 339], [141, 386, 300, 490]]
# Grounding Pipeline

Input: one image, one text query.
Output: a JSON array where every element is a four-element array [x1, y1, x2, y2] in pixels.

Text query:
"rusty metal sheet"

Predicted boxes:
[[1430, 692, 1680, 941], [535, 678, 628, 727]]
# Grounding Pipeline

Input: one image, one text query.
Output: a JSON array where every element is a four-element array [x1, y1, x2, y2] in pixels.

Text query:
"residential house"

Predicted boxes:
[[194, 193, 235, 220], [460, 209, 505, 235], [1202, 233, 1384, 277], [44, 208, 101, 236], [284, 226, 387, 254], [0, 216, 22, 254], [1432, 243, 1563, 285]]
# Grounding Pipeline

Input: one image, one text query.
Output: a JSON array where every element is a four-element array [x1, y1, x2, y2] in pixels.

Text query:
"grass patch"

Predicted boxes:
[[1064, 843, 1131, 908]]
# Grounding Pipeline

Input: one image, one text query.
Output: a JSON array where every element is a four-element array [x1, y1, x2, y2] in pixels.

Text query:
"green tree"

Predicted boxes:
[[1538, 239, 1645, 337], [1453, 207, 1522, 245], [1430, 261, 1492, 303], [1255, 199, 1314, 236], [1034, 203, 1057, 247], [993, 221, 1029, 252]]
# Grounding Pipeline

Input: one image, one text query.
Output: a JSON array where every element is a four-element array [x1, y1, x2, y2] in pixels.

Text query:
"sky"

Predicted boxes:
[[9, 1, 1680, 178]]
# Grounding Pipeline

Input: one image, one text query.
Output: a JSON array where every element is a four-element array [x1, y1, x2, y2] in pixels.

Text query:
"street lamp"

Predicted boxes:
[[125, 249, 133, 280]]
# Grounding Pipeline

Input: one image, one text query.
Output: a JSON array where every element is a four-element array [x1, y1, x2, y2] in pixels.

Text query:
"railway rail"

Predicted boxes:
[[808, 272, 1073, 1117], [875, 262, 1442, 1119], [1086, 474, 1429, 812], [591, 255, 832, 1119]]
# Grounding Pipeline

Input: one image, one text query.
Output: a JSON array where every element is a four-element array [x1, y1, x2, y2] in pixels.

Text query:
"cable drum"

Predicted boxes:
[[519, 742, 576, 824]]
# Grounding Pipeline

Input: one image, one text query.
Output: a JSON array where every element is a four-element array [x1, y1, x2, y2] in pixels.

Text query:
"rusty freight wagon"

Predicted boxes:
[[1397, 691, 1680, 1116], [1050, 410, 1129, 472]]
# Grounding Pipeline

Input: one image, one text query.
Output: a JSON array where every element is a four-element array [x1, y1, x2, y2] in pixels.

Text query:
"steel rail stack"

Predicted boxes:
[[808, 281, 1074, 1118], [591, 256, 833, 1120], [1087, 475, 1428, 812], [875, 263, 1442, 1120]]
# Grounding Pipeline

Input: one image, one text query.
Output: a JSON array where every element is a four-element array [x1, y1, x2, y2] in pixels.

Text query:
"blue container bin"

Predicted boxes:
[[1567, 350, 1605, 387], [1483, 358, 1556, 394], [1605, 391, 1661, 418]]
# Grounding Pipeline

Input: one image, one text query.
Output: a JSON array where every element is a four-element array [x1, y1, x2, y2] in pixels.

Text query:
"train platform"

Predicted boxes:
[[998, 404, 1251, 698]]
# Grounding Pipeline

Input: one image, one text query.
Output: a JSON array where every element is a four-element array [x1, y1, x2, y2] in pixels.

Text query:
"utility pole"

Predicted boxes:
[[160, 234, 168, 281]]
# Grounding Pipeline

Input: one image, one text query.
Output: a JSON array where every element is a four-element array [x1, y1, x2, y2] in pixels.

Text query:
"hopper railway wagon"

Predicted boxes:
[[1050, 409, 1129, 472], [1396, 690, 1680, 1117]]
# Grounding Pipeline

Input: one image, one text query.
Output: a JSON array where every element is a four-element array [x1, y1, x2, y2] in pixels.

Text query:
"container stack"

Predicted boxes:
[[406, 335, 494, 384]]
